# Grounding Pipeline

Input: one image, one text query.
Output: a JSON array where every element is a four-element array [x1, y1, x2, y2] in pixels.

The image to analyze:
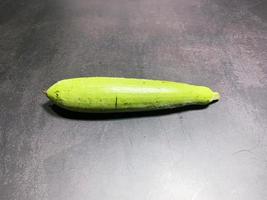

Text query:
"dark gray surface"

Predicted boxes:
[[1, 0, 267, 199]]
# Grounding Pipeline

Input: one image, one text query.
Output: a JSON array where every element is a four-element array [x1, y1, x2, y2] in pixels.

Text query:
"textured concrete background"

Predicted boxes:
[[0, 0, 267, 199]]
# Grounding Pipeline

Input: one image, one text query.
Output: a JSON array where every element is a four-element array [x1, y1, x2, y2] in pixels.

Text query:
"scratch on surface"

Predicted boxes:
[[97, 122, 110, 145], [159, 118, 171, 149], [191, 183, 208, 200], [179, 115, 192, 142], [232, 149, 255, 155], [128, 136, 133, 147]]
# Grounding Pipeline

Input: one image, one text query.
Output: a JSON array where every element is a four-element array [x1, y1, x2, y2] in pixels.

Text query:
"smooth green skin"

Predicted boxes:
[[46, 77, 220, 113]]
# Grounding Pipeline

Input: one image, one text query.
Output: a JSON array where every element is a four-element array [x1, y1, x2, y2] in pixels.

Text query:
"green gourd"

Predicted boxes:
[[45, 77, 220, 113]]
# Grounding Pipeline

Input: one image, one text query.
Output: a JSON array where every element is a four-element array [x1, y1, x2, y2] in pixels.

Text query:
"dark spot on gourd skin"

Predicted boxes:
[[55, 90, 60, 98], [55, 90, 63, 104], [115, 96, 118, 109]]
